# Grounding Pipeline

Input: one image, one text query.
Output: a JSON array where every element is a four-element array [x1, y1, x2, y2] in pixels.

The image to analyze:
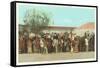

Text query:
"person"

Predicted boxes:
[[63, 39, 67, 52], [59, 38, 64, 52], [85, 37, 89, 52], [89, 33, 95, 51], [27, 32, 35, 53], [70, 34, 75, 53], [47, 37, 53, 53], [53, 39, 58, 53], [27, 38, 33, 53], [22, 32, 29, 53], [43, 37, 48, 54], [40, 38, 44, 54], [34, 36, 40, 53], [74, 37, 79, 52], [19, 35, 24, 53]]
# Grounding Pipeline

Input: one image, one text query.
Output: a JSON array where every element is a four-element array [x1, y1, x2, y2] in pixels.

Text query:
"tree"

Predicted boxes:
[[23, 9, 51, 34]]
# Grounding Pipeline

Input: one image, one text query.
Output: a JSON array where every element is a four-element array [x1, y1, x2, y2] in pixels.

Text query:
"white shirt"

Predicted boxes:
[[85, 38, 88, 46], [40, 39, 44, 47]]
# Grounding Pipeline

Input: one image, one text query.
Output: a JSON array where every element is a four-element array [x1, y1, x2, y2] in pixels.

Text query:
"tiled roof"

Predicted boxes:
[[78, 22, 95, 29]]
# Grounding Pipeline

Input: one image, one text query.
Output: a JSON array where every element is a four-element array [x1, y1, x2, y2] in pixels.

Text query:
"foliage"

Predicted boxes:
[[23, 9, 51, 34]]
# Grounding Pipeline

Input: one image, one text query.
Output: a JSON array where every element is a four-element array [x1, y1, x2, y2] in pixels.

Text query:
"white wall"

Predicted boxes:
[[43, 29, 71, 33], [0, 0, 99, 68]]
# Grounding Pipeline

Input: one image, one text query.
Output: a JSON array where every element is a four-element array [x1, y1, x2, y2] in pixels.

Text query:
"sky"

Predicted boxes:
[[17, 3, 96, 27]]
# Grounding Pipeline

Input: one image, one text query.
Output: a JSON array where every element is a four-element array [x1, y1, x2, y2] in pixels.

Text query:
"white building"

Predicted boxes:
[[43, 26, 76, 33]]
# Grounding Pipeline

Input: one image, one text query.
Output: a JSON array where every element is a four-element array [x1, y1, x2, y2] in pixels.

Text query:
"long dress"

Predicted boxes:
[[74, 39, 79, 52], [85, 38, 89, 52], [19, 36, 24, 53], [34, 37, 40, 53], [27, 39, 33, 53]]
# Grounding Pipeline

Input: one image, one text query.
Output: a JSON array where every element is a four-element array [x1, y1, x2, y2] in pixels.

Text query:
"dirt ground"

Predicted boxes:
[[18, 52, 95, 63]]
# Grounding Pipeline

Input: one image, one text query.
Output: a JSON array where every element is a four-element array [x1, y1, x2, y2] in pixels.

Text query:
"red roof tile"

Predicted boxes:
[[78, 22, 95, 29]]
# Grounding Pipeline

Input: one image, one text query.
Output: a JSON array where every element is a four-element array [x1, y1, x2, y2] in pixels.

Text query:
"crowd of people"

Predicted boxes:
[[19, 31, 95, 54]]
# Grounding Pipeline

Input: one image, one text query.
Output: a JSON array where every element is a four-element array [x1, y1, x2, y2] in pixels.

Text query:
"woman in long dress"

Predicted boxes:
[[74, 37, 79, 52], [27, 38, 33, 53], [19, 35, 24, 53], [85, 37, 89, 52]]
